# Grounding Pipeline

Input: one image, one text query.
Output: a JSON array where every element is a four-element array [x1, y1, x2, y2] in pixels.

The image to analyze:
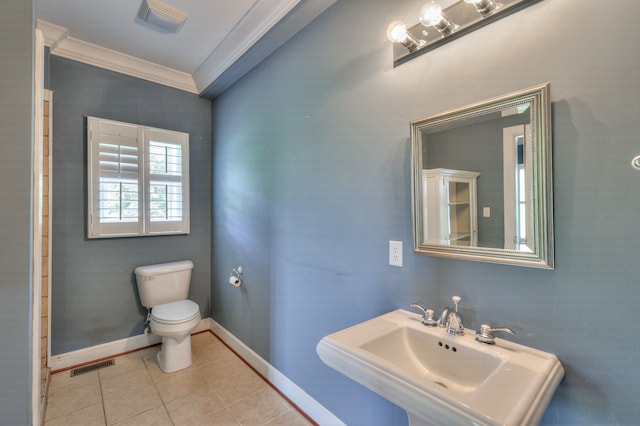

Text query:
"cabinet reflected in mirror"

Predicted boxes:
[[411, 84, 553, 268], [423, 168, 479, 247]]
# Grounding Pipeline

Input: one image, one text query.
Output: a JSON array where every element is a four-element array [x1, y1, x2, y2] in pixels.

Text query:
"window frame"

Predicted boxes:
[[87, 116, 190, 239]]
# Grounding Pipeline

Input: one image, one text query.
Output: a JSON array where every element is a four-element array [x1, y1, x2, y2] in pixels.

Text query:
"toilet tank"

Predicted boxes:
[[135, 260, 194, 308]]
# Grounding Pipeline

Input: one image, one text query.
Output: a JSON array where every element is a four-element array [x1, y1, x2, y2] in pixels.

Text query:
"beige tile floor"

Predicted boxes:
[[44, 332, 315, 426]]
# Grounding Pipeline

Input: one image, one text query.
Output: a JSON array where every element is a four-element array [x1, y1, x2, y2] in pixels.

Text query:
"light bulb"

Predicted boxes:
[[464, 0, 498, 17], [419, 1, 456, 36], [386, 21, 409, 43], [386, 20, 425, 52], [419, 1, 444, 27]]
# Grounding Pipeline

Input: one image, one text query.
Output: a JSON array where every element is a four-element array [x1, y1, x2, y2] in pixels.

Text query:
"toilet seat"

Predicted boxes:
[[151, 300, 199, 325]]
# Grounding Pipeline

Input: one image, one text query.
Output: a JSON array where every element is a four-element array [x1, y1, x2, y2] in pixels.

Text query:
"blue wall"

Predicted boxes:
[[49, 57, 212, 354], [0, 1, 34, 423], [211, 0, 640, 424]]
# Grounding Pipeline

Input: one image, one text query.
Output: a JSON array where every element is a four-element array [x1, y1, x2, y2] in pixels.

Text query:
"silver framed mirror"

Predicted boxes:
[[411, 83, 553, 268]]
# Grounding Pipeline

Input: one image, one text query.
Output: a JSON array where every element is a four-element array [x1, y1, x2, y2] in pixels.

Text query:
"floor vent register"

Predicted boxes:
[[69, 359, 115, 377]]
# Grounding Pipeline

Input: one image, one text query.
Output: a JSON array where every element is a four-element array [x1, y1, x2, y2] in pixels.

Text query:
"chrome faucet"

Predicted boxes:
[[410, 302, 438, 326], [438, 296, 464, 336], [475, 324, 515, 344]]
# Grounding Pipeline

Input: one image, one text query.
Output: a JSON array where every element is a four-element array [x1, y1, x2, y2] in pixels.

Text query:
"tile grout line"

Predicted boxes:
[[145, 352, 177, 426], [97, 369, 107, 426]]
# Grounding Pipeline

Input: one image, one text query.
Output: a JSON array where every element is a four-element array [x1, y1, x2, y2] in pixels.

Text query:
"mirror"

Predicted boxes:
[[411, 83, 553, 268]]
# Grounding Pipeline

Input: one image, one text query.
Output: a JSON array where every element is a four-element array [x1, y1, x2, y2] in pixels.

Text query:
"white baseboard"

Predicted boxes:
[[207, 318, 345, 426], [49, 319, 210, 371], [47, 318, 343, 425]]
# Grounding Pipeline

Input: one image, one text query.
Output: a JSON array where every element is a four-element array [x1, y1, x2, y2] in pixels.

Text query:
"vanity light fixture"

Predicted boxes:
[[464, 0, 500, 17], [386, 0, 543, 67], [386, 21, 425, 52], [419, 1, 456, 36]]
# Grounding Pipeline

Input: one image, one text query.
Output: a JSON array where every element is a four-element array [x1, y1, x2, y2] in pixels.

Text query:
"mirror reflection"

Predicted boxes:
[[421, 102, 531, 250], [411, 84, 553, 268]]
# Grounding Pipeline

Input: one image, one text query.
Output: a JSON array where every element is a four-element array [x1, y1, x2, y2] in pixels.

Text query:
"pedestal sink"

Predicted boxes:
[[316, 309, 564, 425]]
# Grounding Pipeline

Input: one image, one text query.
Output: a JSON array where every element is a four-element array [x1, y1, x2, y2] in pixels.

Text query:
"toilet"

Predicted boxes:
[[135, 260, 201, 373]]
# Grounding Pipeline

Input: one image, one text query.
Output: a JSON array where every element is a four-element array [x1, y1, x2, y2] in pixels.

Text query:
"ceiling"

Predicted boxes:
[[36, 0, 336, 98]]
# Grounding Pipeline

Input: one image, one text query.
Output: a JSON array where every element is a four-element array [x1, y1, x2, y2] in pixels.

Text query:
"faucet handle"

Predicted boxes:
[[451, 296, 462, 308], [475, 324, 515, 344], [410, 302, 438, 326]]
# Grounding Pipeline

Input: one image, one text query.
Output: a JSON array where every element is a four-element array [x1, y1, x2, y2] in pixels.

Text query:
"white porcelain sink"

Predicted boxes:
[[317, 309, 564, 425]]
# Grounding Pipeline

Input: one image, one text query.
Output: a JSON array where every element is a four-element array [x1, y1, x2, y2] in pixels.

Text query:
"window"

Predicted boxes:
[[515, 135, 526, 247], [503, 124, 532, 252], [87, 117, 189, 238]]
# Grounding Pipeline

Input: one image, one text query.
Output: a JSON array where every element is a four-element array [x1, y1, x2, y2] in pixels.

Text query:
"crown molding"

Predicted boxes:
[[199, 0, 337, 98], [37, 0, 337, 97], [54, 37, 198, 93], [193, 0, 302, 93], [38, 20, 197, 94], [37, 19, 68, 50]]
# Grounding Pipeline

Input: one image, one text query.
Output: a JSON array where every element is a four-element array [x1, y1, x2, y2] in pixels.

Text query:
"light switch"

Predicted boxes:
[[483, 207, 491, 218]]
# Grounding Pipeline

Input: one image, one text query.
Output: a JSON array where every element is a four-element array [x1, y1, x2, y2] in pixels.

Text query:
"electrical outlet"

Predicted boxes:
[[389, 240, 403, 267]]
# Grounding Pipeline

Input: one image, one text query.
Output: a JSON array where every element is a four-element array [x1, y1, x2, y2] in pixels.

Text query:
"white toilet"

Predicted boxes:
[[135, 260, 201, 373]]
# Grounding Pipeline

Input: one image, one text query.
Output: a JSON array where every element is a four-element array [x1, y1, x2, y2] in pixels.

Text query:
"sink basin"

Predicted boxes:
[[317, 309, 564, 425]]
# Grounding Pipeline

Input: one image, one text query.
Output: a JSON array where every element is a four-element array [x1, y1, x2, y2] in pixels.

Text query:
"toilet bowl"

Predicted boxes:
[[135, 260, 200, 373], [150, 299, 201, 373]]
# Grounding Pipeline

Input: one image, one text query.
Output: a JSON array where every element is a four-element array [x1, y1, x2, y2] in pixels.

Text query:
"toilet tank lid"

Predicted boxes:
[[135, 260, 194, 277]]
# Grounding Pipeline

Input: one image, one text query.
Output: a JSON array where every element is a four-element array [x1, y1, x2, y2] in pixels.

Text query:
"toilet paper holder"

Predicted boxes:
[[229, 266, 243, 287]]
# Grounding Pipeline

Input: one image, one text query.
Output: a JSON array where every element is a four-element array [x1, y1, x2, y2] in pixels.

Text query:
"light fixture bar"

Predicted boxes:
[[386, 0, 543, 67]]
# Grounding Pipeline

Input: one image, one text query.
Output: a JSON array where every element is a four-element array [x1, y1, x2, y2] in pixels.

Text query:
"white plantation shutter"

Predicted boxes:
[[145, 127, 189, 235], [88, 117, 143, 237], [87, 117, 189, 238], [98, 142, 139, 222]]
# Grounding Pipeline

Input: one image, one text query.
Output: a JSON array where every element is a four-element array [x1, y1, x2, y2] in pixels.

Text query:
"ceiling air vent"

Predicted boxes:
[[136, 0, 188, 34]]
